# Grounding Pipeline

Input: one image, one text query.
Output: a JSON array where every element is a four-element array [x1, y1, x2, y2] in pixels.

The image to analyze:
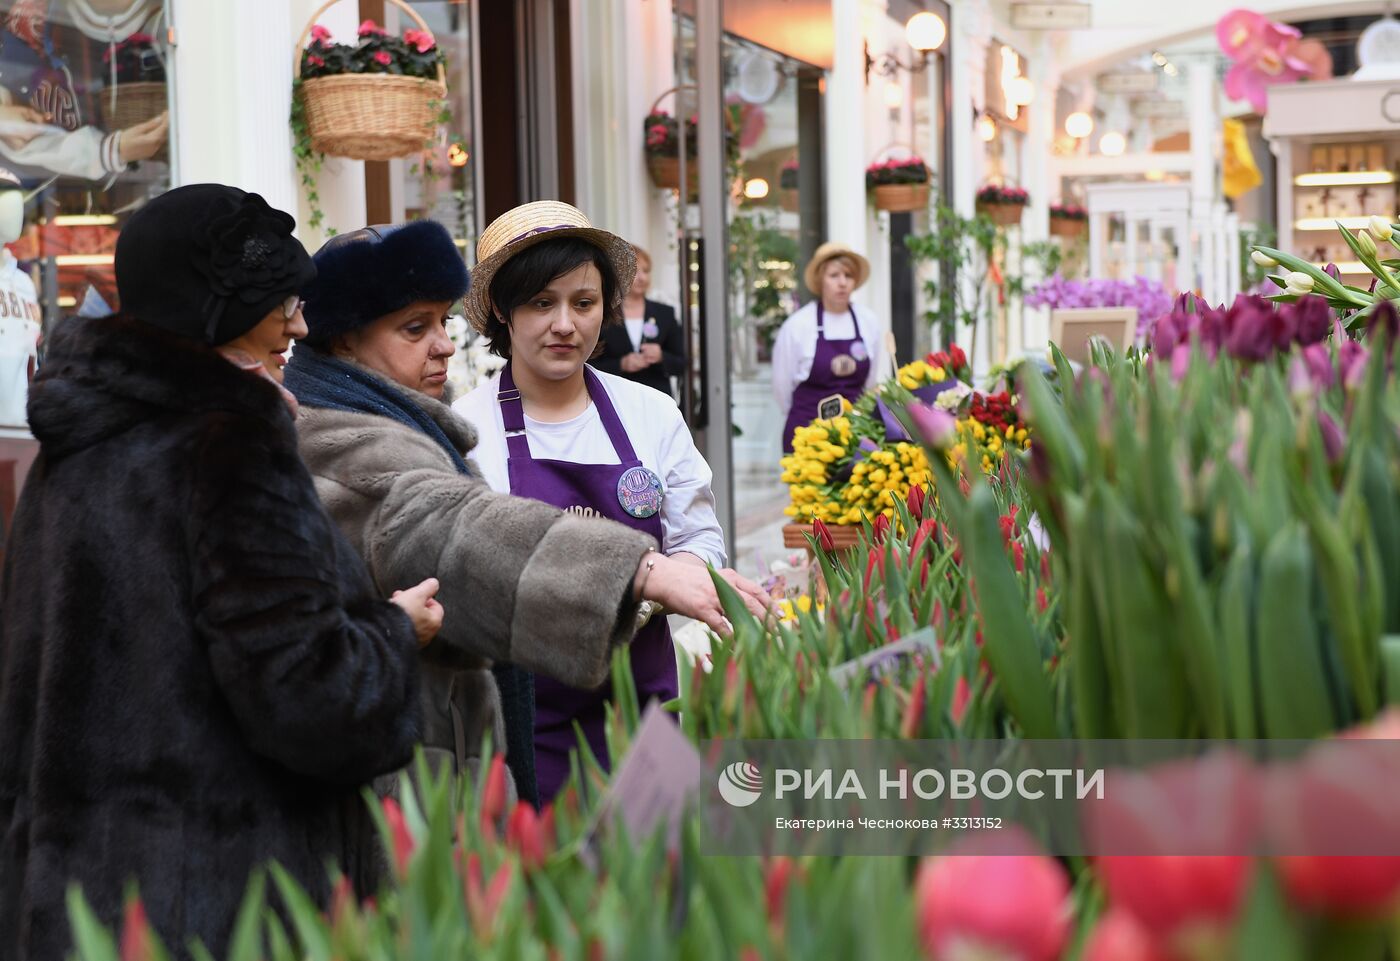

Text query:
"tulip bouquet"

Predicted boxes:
[[781, 348, 1030, 525]]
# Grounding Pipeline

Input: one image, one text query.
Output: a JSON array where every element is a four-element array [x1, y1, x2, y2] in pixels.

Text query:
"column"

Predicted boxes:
[[950, 0, 991, 372], [825, 0, 868, 255], [1186, 54, 1218, 299], [1020, 33, 1058, 355], [172, 0, 365, 247]]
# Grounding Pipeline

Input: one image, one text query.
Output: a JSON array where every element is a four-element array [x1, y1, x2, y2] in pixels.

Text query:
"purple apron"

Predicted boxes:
[[498, 362, 678, 802], [782, 303, 872, 453]]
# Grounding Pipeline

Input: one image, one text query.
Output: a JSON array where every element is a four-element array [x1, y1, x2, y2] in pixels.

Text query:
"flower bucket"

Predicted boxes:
[[1050, 217, 1086, 238], [783, 522, 863, 557], [978, 201, 1025, 227], [872, 183, 929, 213], [294, 0, 447, 161]]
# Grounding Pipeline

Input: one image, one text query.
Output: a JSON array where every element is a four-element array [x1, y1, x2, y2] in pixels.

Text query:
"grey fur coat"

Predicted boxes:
[[293, 364, 655, 798]]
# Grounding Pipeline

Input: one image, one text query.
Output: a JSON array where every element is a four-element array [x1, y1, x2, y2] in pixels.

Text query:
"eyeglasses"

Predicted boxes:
[[282, 296, 305, 319]]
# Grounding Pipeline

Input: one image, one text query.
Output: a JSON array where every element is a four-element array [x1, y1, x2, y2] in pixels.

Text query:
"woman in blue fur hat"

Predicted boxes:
[[283, 219, 768, 808]]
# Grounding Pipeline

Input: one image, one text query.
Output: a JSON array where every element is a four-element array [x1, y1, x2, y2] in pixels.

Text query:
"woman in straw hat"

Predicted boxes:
[[284, 213, 765, 808], [771, 242, 886, 452], [455, 201, 765, 802]]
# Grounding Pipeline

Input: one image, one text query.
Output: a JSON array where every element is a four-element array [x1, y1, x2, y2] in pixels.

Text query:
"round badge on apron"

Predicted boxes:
[[850, 340, 869, 362], [830, 353, 858, 378], [617, 465, 663, 518]]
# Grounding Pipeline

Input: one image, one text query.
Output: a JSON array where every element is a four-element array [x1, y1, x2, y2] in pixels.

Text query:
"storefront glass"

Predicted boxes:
[[0, 0, 174, 431]]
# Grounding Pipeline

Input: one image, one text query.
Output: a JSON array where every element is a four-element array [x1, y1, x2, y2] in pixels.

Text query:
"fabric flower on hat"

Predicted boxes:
[[193, 192, 305, 310]]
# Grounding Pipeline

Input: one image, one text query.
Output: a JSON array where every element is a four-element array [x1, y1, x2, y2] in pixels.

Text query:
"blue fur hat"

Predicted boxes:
[[301, 219, 469, 347]]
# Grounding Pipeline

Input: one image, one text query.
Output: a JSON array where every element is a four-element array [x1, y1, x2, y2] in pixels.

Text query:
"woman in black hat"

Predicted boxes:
[[0, 184, 441, 961]]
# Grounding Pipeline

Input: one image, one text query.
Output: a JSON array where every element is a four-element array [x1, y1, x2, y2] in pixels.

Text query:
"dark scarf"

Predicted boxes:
[[283, 346, 540, 808]]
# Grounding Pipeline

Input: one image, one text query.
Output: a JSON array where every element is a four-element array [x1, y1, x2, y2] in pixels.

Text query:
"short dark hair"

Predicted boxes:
[[485, 237, 621, 358]]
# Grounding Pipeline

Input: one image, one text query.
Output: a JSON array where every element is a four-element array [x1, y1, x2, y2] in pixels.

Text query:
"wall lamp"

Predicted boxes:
[[865, 12, 947, 82]]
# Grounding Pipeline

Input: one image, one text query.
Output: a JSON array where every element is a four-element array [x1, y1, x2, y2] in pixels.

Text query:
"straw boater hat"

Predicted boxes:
[[464, 200, 636, 333], [803, 241, 871, 296]]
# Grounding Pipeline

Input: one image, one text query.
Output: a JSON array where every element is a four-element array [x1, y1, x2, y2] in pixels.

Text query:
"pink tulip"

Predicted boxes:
[[909, 402, 957, 450], [915, 828, 1071, 961], [1081, 909, 1173, 961]]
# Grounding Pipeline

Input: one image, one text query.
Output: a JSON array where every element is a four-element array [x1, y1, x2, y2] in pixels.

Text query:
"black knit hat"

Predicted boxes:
[[115, 184, 315, 346], [300, 219, 470, 348]]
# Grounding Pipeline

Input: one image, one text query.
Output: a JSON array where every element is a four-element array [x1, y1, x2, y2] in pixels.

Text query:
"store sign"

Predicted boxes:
[[1009, 3, 1091, 30], [1133, 99, 1185, 119], [1098, 72, 1159, 94]]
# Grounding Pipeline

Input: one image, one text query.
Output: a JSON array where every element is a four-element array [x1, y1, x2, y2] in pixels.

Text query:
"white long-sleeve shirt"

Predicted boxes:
[[454, 369, 727, 568], [0, 251, 41, 428], [770, 299, 887, 417]]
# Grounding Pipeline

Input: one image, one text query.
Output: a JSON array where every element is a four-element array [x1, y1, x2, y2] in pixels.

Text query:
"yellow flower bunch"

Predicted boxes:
[[781, 411, 857, 524], [776, 593, 823, 625], [896, 358, 949, 391], [947, 418, 1031, 475]]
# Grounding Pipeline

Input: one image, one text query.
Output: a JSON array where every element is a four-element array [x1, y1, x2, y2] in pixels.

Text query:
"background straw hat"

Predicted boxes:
[[803, 241, 871, 295], [464, 200, 636, 333]]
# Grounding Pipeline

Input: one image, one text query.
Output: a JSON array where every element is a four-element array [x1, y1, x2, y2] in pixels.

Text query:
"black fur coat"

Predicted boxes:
[[0, 315, 424, 960]]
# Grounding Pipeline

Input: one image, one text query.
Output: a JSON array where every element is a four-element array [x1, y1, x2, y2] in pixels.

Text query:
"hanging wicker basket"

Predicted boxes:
[[779, 188, 800, 213], [647, 155, 698, 200], [294, 0, 447, 162], [978, 201, 1025, 227], [100, 80, 168, 162], [872, 183, 929, 213], [1050, 216, 1086, 238]]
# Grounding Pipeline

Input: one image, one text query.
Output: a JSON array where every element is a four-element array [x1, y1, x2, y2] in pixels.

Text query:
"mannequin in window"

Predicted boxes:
[[0, 167, 40, 427], [0, 0, 168, 182]]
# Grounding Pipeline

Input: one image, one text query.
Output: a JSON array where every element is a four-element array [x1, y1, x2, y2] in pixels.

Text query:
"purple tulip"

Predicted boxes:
[[1297, 343, 1336, 391], [1340, 339, 1369, 391], [1222, 294, 1278, 361], [1169, 343, 1194, 381], [1318, 410, 1346, 462], [908, 401, 957, 450], [1289, 295, 1332, 346], [1367, 299, 1400, 341], [1324, 263, 1342, 283]]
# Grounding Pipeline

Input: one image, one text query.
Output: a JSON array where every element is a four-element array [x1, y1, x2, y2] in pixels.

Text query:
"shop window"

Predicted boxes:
[[0, 0, 174, 429]]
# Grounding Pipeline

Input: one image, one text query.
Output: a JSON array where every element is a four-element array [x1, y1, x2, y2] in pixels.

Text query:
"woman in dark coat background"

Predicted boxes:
[[0, 184, 439, 961], [591, 244, 686, 400]]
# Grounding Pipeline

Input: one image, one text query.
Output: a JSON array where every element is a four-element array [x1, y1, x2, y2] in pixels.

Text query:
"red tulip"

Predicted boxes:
[[462, 852, 514, 937], [1081, 909, 1173, 961], [915, 828, 1071, 961], [506, 801, 549, 871], [907, 483, 928, 519], [1268, 715, 1400, 916], [765, 856, 795, 936], [814, 518, 836, 552], [865, 548, 885, 590], [950, 676, 971, 725], [481, 753, 508, 836], [872, 512, 891, 543], [1086, 754, 1257, 939], [119, 894, 154, 961], [381, 796, 416, 879], [901, 673, 927, 739]]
